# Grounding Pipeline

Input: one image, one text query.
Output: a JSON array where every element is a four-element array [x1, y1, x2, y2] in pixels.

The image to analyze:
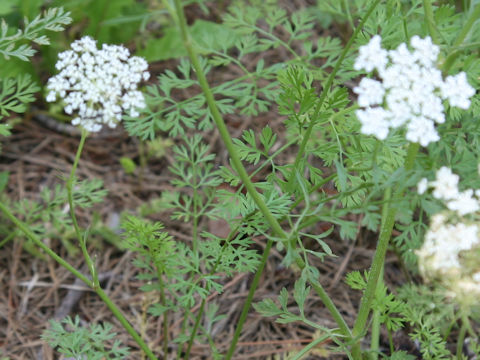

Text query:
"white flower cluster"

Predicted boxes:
[[417, 167, 480, 300], [354, 35, 476, 146], [46, 36, 150, 132], [416, 212, 480, 298], [418, 167, 480, 216]]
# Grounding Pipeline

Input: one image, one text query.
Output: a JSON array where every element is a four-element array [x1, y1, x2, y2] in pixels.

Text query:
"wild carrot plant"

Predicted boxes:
[[1, 1, 480, 359]]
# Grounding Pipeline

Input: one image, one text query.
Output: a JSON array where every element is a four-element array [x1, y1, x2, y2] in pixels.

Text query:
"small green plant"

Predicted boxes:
[[2, 0, 480, 359], [42, 315, 130, 359]]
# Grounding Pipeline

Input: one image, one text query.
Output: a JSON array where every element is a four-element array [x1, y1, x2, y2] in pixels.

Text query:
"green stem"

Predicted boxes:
[[225, 238, 274, 359], [370, 185, 391, 360], [342, 0, 355, 31], [442, 4, 480, 74], [95, 287, 158, 360], [0, 201, 91, 284], [288, 0, 382, 186], [0, 229, 16, 248], [66, 129, 99, 286], [369, 266, 383, 360], [456, 317, 467, 360], [169, 1, 353, 358], [422, 0, 440, 43], [0, 202, 159, 359], [452, 4, 480, 47], [157, 269, 169, 357], [350, 142, 419, 358], [184, 299, 205, 359], [291, 333, 331, 360], [295, 257, 352, 340], [170, 0, 285, 243], [184, 215, 253, 358], [192, 188, 199, 254]]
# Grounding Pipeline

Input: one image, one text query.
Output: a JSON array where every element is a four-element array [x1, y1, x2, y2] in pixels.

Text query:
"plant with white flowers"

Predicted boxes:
[[354, 35, 475, 146], [417, 167, 480, 302], [45, 36, 150, 132]]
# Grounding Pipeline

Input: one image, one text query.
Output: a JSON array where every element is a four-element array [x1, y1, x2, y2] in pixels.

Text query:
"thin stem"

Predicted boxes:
[[291, 333, 331, 360], [225, 238, 274, 359], [0, 201, 91, 285], [171, 0, 285, 245], [456, 318, 467, 360], [65, 129, 99, 287], [442, 3, 480, 74], [422, 0, 440, 43], [170, 1, 353, 358], [0, 229, 16, 248], [296, 257, 352, 339], [288, 0, 382, 187], [452, 4, 480, 47], [350, 142, 419, 358], [192, 184, 199, 254], [0, 202, 159, 360], [184, 215, 253, 358], [184, 299, 205, 359], [342, 0, 355, 30], [369, 266, 383, 360], [157, 270, 169, 357], [370, 186, 391, 359], [95, 287, 159, 360]]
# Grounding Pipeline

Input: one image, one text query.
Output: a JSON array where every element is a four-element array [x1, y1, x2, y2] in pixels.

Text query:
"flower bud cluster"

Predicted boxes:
[[354, 35, 475, 146], [46, 36, 150, 132], [417, 167, 480, 301]]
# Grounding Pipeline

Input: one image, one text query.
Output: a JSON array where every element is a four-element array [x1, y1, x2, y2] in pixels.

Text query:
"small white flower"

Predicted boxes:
[[410, 35, 439, 67], [405, 117, 439, 147], [355, 107, 391, 140], [46, 36, 150, 132], [431, 166, 460, 200], [441, 72, 476, 110], [417, 178, 429, 194], [354, 35, 388, 73], [446, 189, 480, 216], [354, 35, 476, 146], [353, 78, 385, 107]]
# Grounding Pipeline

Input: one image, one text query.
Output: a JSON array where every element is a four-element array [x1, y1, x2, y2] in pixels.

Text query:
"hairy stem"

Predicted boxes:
[[370, 185, 391, 360], [350, 142, 419, 358]]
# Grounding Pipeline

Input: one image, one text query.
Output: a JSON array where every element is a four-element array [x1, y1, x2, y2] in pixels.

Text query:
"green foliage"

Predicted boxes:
[[346, 271, 407, 331], [233, 126, 277, 165], [4, 179, 107, 256], [122, 215, 176, 276], [0, 6, 71, 142], [0, 7, 71, 61], [0, 74, 38, 120], [397, 284, 457, 359], [42, 315, 129, 359], [1, 0, 480, 359]]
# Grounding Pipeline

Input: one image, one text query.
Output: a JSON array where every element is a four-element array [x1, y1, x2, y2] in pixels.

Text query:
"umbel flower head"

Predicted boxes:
[[354, 35, 476, 146], [46, 36, 150, 132], [417, 167, 480, 303]]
